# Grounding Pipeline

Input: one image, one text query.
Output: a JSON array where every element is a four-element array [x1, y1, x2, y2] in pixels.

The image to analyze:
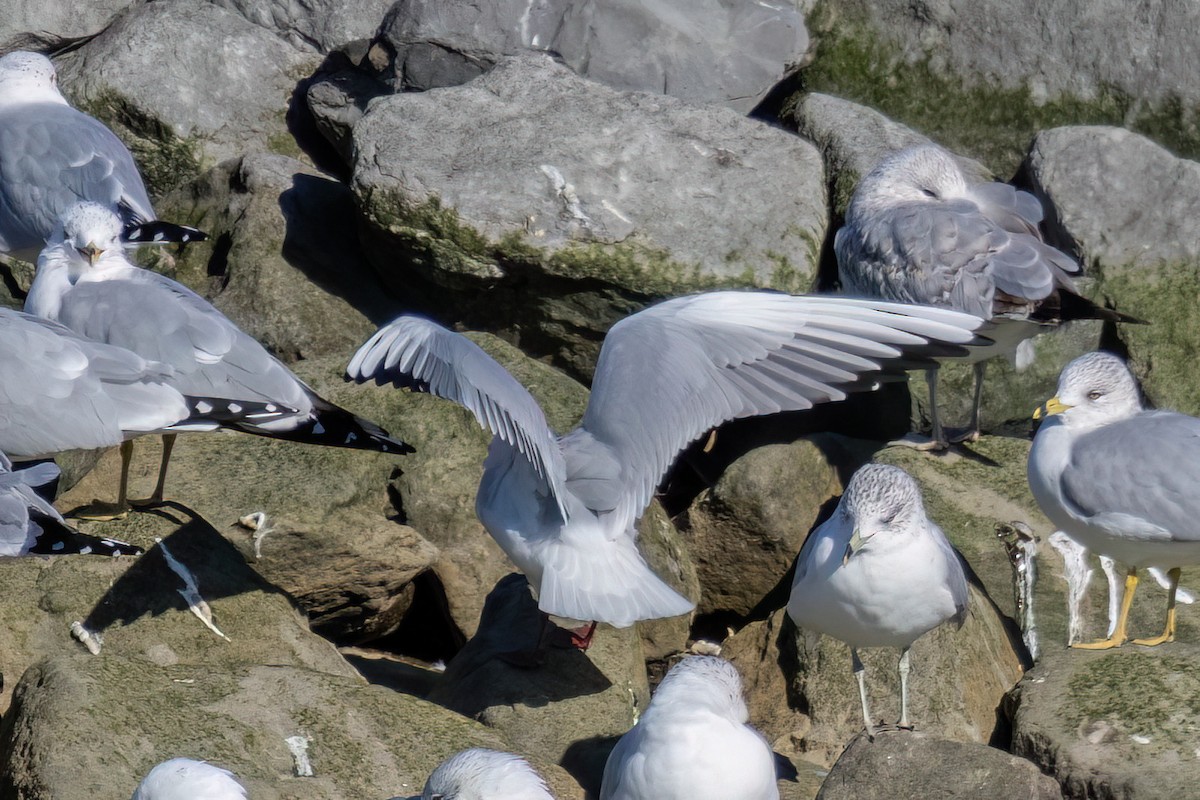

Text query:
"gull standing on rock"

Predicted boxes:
[[348, 291, 991, 641], [131, 758, 246, 800], [787, 463, 968, 737], [0, 51, 204, 261], [26, 201, 411, 517], [420, 748, 555, 800], [1029, 350, 1200, 649], [835, 143, 1135, 448], [600, 655, 778, 800]]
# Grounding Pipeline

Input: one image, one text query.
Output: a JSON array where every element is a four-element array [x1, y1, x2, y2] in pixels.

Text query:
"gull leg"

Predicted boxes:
[[852, 648, 876, 738], [948, 363, 986, 443], [889, 369, 949, 451], [132, 433, 176, 507], [897, 648, 913, 729], [1075, 568, 1137, 649], [1133, 567, 1180, 646], [71, 440, 134, 521]]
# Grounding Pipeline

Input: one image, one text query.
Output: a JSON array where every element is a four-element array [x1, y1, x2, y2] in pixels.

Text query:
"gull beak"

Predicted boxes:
[[842, 528, 864, 566], [81, 242, 103, 265], [1033, 396, 1072, 420]]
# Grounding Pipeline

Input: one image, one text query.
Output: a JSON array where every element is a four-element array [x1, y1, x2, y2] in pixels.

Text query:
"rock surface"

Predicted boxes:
[[352, 53, 826, 375], [212, 0, 394, 54], [0, 0, 130, 48], [1009, 645, 1200, 800], [56, 0, 320, 194], [817, 731, 1062, 799], [371, 0, 808, 113]]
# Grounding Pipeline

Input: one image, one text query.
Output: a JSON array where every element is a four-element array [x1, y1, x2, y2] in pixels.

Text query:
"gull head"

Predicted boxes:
[[853, 144, 969, 209], [649, 655, 750, 723], [130, 758, 246, 800], [53, 201, 125, 268], [1034, 350, 1142, 429], [422, 748, 552, 800], [0, 51, 66, 105], [840, 463, 925, 561]]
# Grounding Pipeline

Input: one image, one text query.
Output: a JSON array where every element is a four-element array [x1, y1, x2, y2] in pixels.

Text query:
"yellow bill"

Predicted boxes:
[[1033, 396, 1072, 420]]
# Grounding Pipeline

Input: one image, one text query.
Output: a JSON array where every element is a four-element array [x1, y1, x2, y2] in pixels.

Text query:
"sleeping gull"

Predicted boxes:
[[599, 655, 778, 800], [836, 143, 1135, 449], [0, 306, 290, 464], [1029, 350, 1200, 648], [787, 463, 968, 737], [0, 454, 142, 557], [26, 201, 411, 517], [347, 291, 990, 641], [131, 758, 246, 800], [0, 51, 204, 261], [421, 748, 554, 800]]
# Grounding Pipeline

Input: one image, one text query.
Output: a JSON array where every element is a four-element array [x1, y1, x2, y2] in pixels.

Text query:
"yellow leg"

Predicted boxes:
[[70, 440, 134, 521], [1074, 568, 1137, 650], [1133, 567, 1180, 647], [131, 433, 175, 507]]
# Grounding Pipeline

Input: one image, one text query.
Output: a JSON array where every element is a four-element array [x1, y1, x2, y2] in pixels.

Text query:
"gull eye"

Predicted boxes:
[[1087, 391, 1103, 401], [921, 188, 937, 198]]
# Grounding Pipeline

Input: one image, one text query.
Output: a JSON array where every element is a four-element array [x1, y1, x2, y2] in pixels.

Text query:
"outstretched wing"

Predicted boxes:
[[347, 316, 568, 517], [580, 291, 990, 532]]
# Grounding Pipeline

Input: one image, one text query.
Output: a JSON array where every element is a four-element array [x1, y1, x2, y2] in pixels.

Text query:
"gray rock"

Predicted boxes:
[[56, 0, 320, 195], [352, 53, 826, 375], [210, 0, 394, 53], [56, 353, 434, 645], [817, 731, 1062, 800], [1024, 126, 1200, 273], [155, 153, 399, 363], [0, 0, 132, 49], [305, 45, 391, 169], [1009, 646, 1200, 800], [677, 438, 844, 619], [428, 574, 650, 796], [373, 0, 808, 113], [792, 93, 990, 216]]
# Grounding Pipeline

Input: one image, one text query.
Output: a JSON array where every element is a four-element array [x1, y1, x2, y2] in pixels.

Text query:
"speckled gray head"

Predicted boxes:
[[1036, 350, 1142, 428], [422, 748, 554, 800], [840, 463, 925, 531], [853, 144, 968, 207], [0, 51, 60, 101], [53, 201, 124, 266], [649, 655, 749, 723]]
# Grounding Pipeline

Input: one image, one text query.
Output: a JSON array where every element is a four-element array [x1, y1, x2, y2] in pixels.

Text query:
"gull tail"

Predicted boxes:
[[536, 536, 694, 628], [26, 513, 143, 557], [122, 220, 209, 246], [230, 396, 414, 455]]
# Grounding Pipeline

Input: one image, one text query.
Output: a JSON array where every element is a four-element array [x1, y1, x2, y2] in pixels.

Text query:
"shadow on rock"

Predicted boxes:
[[79, 504, 288, 636], [429, 574, 614, 713], [561, 733, 622, 799]]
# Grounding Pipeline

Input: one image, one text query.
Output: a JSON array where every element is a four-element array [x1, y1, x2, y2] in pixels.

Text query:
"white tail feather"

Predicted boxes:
[[536, 537, 694, 628]]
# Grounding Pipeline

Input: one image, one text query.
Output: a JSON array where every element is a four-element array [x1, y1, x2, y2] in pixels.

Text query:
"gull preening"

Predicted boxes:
[[599, 655, 778, 800], [0, 51, 204, 261], [130, 758, 246, 800], [421, 748, 554, 800], [835, 143, 1134, 448], [1029, 350, 1200, 649], [787, 463, 968, 737], [347, 291, 992, 631], [25, 201, 411, 515]]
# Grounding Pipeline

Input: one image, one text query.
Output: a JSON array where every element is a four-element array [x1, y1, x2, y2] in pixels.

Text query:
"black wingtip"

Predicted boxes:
[[122, 220, 210, 245], [27, 514, 144, 557]]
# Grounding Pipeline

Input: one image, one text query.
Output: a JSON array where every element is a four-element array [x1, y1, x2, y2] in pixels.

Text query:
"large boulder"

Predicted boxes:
[[817, 731, 1062, 799], [56, 0, 320, 194], [155, 153, 400, 363], [351, 53, 827, 376], [1008, 646, 1200, 800], [370, 0, 808, 113], [210, 0, 394, 53], [799, 1, 1200, 174], [0, 515, 582, 798], [0, 0, 130, 49], [56, 353, 435, 645]]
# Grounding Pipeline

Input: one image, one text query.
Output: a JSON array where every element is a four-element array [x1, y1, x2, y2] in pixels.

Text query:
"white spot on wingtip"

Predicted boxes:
[[196, 400, 213, 414], [227, 402, 242, 413]]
